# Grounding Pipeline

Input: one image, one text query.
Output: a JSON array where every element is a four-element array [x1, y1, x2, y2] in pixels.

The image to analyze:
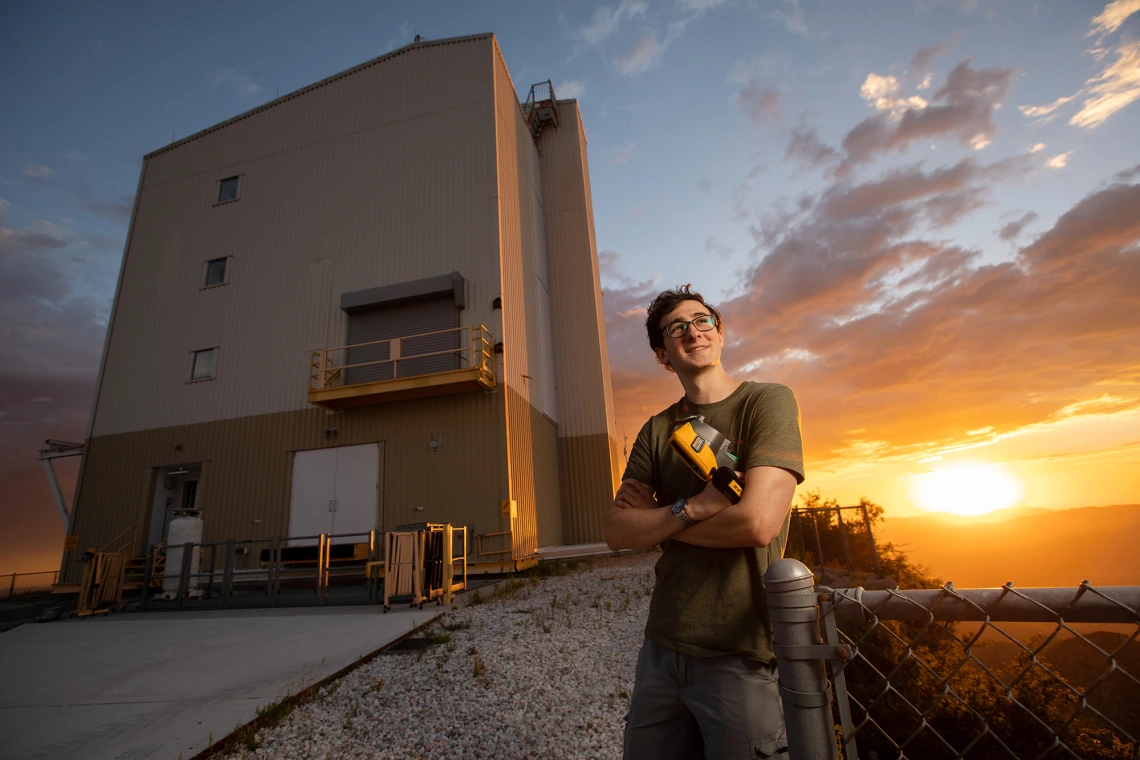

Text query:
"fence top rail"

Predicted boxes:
[[825, 582, 1140, 624], [793, 505, 871, 513]]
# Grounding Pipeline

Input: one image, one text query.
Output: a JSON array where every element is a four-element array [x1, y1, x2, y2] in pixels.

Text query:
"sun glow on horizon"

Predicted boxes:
[[909, 463, 1025, 517]]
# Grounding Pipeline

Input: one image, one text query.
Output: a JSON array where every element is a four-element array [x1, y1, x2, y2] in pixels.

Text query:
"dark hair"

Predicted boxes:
[[644, 285, 723, 353]]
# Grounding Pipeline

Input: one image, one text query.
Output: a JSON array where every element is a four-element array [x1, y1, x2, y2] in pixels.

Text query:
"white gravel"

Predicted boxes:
[[220, 551, 658, 760]]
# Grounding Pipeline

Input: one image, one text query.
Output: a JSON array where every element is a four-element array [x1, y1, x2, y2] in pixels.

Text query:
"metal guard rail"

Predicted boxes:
[[764, 558, 1140, 760], [310, 324, 494, 392]]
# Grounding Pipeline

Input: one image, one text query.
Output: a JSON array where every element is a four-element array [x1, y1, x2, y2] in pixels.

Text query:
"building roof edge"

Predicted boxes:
[[144, 32, 496, 160]]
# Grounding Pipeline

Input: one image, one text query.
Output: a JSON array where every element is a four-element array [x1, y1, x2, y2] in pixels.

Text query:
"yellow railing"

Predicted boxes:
[[309, 325, 494, 392], [100, 525, 138, 557]]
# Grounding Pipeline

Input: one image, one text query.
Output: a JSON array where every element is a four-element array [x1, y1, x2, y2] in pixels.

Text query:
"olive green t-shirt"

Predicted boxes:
[[622, 382, 805, 663]]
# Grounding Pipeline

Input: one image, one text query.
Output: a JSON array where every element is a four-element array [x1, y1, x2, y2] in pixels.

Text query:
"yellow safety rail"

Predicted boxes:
[[310, 325, 494, 392]]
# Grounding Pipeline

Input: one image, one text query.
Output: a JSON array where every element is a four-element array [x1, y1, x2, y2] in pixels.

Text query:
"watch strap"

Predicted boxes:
[[672, 497, 695, 527]]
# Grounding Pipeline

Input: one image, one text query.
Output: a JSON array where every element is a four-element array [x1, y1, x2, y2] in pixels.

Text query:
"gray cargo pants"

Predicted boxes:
[[623, 637, 788, 759]]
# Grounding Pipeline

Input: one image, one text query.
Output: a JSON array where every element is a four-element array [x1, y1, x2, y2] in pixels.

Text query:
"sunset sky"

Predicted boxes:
[[2, 1, 1139, 574]]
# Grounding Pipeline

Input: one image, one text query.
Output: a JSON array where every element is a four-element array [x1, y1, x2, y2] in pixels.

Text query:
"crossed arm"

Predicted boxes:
[[602, 465, 798, 552]]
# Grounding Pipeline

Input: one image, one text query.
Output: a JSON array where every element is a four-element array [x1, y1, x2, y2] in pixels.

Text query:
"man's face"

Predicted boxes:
[[655, 299, 724, 374]]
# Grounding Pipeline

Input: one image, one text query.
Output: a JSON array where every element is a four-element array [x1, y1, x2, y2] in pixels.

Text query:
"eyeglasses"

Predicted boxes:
[[662, 314, 717, 339]]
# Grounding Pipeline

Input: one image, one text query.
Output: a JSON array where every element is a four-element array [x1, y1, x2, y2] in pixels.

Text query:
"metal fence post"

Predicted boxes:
[[810, 512, 828, 584], [269, 536, 280, 607], [765, 558, 839, 760], [835, 506, 852, 570], [222, 540, 234, 608], [177, 542, 193, 611], [317, 533, 327, 605], [860, 503, 883, 577], [141, 549, 154, 609], [8, 573, 16, 599]]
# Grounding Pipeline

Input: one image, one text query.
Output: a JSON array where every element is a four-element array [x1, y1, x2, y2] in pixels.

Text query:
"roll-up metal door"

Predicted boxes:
[[347, 296, 459, 384]]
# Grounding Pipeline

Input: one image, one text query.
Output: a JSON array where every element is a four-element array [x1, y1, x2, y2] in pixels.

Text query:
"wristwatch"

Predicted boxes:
[[671, 497, 696, 527]]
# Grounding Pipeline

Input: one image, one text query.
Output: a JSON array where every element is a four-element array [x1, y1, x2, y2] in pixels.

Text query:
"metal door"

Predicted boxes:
[[329, 443, 381, 544], [288, 448, 337, 546]]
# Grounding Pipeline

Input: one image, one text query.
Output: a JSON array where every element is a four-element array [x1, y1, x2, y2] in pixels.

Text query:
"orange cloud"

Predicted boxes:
[[605, 160, 1140, 492]]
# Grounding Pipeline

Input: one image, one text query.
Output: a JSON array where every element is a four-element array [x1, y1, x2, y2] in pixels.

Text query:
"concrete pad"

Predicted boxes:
[[0, 604, 441, 760]]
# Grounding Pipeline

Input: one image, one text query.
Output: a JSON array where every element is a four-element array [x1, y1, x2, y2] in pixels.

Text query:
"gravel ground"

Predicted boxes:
[[219, 551, 658, 760]]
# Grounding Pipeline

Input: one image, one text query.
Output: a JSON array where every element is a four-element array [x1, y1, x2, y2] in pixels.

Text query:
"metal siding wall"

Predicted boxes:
[[531, 403, 563, 548], [536, 103, 617, 441], [492, 46, 540, 560], [557, 434, 620, 544], [63, 389, 507, 582], [536, 101, 622, 544], [92, 37, 502, 438]]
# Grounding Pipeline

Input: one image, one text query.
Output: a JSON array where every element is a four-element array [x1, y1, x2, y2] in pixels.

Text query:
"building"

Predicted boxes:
[[59, 33, 621, 582]]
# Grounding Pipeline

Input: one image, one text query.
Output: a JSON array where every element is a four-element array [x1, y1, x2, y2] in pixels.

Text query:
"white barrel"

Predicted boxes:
[[163, 515, 204, 594]]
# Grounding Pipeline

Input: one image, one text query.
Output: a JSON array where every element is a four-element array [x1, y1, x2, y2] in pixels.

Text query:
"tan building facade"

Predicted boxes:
[[63, 34, 620, 581]]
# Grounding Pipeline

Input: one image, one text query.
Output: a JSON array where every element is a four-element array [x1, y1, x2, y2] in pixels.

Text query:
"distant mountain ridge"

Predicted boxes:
[[878, 503, 1140, 588]]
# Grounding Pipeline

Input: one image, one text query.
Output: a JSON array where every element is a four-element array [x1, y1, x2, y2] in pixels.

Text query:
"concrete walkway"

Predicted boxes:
[[0, 604, 439, 760]]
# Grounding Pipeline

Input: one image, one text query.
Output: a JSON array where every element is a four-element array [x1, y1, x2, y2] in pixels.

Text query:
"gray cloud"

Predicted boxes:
[[211, 66, 264, 99], [22, 164, 55, 179], [0, 218, 113, 378], [785, 124, 838, 167], [909, 32, 963, 74], [837, 59, 1015, 175], [84, 196, 134, 225], [1115, 163, 1140, 182], [737, 83, 781, 125], [997, 211, 1039, 241]]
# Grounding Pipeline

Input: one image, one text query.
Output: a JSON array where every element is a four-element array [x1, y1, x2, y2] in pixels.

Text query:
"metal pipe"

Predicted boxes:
[[829, 584, 1140, 624], [764, 558, 839, 760], [42, 460, 70, 531]]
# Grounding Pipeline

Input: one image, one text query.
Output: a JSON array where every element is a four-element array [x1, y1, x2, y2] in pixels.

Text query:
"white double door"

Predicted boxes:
[[289, 443, 382, 546]]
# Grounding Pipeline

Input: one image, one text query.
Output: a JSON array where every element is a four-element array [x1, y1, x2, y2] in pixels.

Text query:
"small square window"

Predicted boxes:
[[205, 258, 227, 287], [191, 348, 216, 380], [218, 176, 239, 203]]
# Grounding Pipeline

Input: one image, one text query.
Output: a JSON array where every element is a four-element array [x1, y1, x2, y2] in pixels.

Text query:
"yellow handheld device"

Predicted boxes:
[[668, 415, 744, 503]]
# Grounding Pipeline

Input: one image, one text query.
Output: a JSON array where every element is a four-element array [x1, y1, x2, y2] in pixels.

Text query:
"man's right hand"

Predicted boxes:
[[614, 479, 657, 510]]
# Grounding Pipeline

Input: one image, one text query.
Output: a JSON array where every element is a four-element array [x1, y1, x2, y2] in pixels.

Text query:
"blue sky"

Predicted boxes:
[[3, 0, 1140, 572]]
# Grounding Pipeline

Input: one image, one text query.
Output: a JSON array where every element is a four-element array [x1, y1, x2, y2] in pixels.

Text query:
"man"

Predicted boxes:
[[604, 285, 805, 759]]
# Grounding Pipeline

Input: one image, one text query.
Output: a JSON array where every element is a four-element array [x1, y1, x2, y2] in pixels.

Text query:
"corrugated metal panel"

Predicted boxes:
[[557, 433, 621, 544], [346, 297, 458, 383], [63, 388, 509, 582], [536, 101, 618, 443], [92, 36, 503, 437], [534, 100, 622, 542], [492, 47, 541, 560], [531, 405, 563, 548]]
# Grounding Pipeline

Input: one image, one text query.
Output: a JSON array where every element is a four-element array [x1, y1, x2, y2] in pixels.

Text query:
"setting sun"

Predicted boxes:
[[909, 463, 1025, 517]]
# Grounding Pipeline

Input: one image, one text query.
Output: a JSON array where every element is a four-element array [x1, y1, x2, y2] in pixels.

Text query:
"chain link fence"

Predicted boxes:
[[786, 505, 884, 583], [766, 558, 1140, 760]]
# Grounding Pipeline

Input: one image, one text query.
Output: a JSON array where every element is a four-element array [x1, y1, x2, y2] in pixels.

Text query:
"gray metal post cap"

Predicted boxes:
[[764, 558, 816, 592]]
